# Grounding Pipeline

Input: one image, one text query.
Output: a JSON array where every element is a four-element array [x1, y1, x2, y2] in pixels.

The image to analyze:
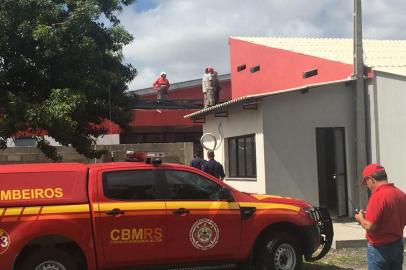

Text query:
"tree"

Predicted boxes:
[[0, 0, 137, 160]]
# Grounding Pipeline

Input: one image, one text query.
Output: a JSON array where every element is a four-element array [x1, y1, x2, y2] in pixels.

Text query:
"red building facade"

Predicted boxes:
[[229, 38, 353, 99]]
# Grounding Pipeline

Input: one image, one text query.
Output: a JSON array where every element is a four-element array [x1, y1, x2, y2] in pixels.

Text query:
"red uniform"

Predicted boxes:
[[153, 77, 170, 88], [365, 183, 406, 246]]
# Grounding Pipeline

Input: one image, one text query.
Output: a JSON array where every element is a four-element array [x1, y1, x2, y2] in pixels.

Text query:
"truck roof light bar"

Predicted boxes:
[[126, 151, 165, 165], [145, 152, 165, 165]]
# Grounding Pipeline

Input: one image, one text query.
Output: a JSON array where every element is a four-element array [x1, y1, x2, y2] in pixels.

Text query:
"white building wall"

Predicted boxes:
[[262, 84, 356, 206], [6, 134, 120, 147], [366, 79, 378, 164], [372, 72, 406, 191], [95, 134, 120, 145], [203, 106, 266, 193], [203, 83, 357, 208]]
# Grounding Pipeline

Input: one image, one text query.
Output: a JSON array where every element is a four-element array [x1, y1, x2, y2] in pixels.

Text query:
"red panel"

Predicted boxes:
[[0, 163, 88, 207], [15, 129, 47, 138], [129, 109, 201, 128], [229, 38, 353, 99]]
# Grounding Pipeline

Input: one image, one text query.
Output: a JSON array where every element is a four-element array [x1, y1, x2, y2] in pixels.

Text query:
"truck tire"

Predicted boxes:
[[18, 247, 78, 270], [256, 233, 302, 270]]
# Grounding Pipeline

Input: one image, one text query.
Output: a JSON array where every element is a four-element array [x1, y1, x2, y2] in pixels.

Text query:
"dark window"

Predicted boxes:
[[165, 170, 222, 201], [103, 170, 157, 200], [15, 137, 37, 147], [228, 135, 256, 178], [237, 64, 246, 72], [229, 139, 237, 176], [303, 68, 318, 79], [250, 65, 260, 73], [120, 132, 201, 144]]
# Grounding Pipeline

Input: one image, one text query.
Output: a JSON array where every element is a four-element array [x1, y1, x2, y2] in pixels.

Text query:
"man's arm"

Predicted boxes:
[[152, 78, 159, 88], [355, 210, 377, 231], [218, 163, 225, 180]]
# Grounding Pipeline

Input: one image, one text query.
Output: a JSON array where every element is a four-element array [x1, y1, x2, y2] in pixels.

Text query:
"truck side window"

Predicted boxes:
[[103, 170, 157, 200], [165, 170, 222, 201]]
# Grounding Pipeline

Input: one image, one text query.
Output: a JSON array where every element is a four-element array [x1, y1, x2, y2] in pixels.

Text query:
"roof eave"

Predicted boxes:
[[184, 78, 356, 120]]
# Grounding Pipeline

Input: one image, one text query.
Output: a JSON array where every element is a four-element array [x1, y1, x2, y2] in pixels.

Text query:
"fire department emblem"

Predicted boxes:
[[189, 219, 219, 251], [0, 228, 10, 255]]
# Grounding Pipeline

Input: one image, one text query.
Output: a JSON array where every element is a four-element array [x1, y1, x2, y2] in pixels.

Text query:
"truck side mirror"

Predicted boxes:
[[219, 187, 233, 202]]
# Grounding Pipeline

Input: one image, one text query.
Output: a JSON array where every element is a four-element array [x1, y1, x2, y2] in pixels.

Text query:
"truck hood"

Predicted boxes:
[[250, 194, 312, 209]]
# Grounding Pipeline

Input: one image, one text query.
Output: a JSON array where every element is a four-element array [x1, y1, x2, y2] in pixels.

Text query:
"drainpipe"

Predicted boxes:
[[353, 0, 368, 210]]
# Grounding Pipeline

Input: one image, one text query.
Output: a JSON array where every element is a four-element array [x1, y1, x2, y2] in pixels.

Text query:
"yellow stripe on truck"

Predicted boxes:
[[0, 202, 299, 216], [22, 206, 41, 215], [166, 201, 240, 210], [4, 207, 23, 216], [40, 204, 90, 214], [98, 202, 166, 212], [252, 194, 284, 200], [239, 202, 300, 213], [1, 205, 90, 216]]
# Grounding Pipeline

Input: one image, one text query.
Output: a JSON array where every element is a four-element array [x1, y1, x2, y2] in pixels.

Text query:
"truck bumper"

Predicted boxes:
[[303, 207, 334, 261]]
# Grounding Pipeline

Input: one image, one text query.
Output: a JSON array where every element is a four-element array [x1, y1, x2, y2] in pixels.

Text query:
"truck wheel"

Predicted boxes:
[[257, 233, 302, 270], [18, 248, 78, 270]]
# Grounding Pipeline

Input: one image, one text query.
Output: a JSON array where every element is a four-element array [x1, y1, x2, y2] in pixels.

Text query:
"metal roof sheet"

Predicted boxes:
[[130, 74, 230, 95], [233, 37, 406, 77], [184, 78, 355, 119]]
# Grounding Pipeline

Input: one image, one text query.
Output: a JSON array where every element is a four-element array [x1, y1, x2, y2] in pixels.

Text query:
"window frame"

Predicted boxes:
[[161, 169, 226, 201], [228, 134, 256, 178], [102, 169, 163, 201]]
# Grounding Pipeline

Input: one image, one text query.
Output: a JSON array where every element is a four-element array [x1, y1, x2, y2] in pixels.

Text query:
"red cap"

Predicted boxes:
[[207, 67, 214, 72], [361, 163, 385, 184]]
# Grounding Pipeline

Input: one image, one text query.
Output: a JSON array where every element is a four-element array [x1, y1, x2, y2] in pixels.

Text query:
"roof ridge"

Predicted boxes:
[[231, 36, 406, 42]]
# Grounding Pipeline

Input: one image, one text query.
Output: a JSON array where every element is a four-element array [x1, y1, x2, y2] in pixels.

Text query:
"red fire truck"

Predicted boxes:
[[0, 152, 333, 270]]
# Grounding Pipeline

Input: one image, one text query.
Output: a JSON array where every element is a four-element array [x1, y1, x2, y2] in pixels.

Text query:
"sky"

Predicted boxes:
[[119, 0, 406, 90]]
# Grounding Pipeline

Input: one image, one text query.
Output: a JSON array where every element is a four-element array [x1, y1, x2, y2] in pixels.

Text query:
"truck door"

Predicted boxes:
[[93, 169, 167, 268], [163, 169, 241, 263]]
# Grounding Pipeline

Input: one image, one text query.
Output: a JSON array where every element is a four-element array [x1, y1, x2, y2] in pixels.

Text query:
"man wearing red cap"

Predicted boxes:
[[202, 67, 215, 107], [355, 163, 406, 270], [153, 71, 170, 100]]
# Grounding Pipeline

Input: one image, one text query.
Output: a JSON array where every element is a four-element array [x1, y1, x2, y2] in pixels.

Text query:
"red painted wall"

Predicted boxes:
[[229, 38, 353, 99]]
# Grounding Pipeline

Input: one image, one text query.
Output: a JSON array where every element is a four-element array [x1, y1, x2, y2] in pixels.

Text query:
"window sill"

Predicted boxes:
[[225, 177, 257, 182]]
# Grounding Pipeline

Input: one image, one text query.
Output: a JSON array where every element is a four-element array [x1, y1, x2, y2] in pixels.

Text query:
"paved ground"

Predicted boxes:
[[333, 221, 406, 249]]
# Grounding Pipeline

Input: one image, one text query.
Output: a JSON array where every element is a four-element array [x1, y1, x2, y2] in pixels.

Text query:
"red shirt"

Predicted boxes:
[[365, 183, 406, 246], [153, 77, 170, 88]]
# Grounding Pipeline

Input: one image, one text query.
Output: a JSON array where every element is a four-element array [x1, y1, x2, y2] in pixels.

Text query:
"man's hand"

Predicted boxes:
[[354, 209, 364, 223], [355, 209, 376, 231]]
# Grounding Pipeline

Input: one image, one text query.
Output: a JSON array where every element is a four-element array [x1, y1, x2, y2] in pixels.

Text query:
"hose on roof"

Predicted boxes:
[[200, 123, 223, 151]]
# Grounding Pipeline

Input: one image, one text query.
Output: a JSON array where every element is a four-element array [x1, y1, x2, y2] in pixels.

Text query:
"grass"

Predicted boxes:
[[303, 248, 368, 269], [302, 248, 406, 270]]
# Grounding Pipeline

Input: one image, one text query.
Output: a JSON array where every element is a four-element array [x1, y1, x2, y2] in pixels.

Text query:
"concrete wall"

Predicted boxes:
[[369, 72, 406, 191], [7, 135, 120, 147], [0, 143, 194, 165], [261, 83, 357, 207], [203, 106, 266, 193]]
